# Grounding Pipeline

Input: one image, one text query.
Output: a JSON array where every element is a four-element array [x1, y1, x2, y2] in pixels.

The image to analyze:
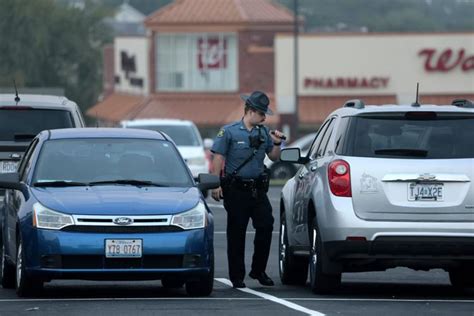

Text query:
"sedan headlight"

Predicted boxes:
[[171, 202, 206, 230], [33, 203, 74, 230]]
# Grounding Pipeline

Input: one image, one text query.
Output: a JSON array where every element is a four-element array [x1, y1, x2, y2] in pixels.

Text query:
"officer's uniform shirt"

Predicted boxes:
[[212, 120, 273, 179]]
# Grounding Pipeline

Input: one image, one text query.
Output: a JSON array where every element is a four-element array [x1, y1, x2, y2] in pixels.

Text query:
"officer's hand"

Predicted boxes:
[[212, 187, 224, 202], [270, 130, 285, 143]]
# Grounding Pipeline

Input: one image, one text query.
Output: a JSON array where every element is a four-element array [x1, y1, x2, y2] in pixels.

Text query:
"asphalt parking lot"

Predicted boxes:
[[0, 187, 473, 315]]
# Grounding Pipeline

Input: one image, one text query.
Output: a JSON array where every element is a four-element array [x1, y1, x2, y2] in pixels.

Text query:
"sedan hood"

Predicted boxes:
[[31, 186, 201, 216]]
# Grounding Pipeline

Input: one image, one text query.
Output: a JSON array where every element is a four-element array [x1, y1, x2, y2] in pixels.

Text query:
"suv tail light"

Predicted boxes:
[[328, 160, 351, 197]]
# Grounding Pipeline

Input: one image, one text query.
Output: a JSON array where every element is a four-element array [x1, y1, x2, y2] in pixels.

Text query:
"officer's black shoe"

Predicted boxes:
[[231, 280, 246, 288], [249, 271, 274, 286]]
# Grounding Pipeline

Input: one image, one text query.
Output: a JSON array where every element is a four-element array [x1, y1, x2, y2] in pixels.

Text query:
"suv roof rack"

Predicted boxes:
[[344, 99, 365, 109], [452, 99, 474, 108]]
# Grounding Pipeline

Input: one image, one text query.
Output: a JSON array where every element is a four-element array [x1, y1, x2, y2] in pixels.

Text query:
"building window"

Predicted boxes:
[[156, 33, 238, 92]]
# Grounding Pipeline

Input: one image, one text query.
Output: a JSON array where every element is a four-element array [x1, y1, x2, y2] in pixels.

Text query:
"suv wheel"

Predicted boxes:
[[279, 214, 308, 285], [16, 237, 43, 297], [1, 239, 15, 288], [309, 219, 341, 294], [449, 266, 474, 288], [185, 254, 214, 297]]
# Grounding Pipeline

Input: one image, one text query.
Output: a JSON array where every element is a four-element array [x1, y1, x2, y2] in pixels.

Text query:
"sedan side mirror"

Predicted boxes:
[[0, 172, 28, 197], [280, 148, 309, 164], [197, 173, 220, 192]]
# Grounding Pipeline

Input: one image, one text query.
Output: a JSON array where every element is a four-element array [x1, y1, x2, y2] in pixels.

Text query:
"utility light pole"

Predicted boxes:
[[293, 0, 299, 141]]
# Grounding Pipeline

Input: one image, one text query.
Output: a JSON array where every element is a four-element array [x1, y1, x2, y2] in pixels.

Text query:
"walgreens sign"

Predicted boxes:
[[198, 37, 227, 70], [419, 48, 474, 72]]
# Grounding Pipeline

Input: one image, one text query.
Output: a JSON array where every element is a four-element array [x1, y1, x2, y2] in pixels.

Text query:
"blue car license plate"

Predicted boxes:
[[408, 183, 444, 201], [105, 239, 142, 258]]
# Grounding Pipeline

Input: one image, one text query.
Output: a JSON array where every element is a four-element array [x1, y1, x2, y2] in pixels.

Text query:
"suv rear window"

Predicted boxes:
[[337, 112, 474, 159], [0, 108, 74, 141]]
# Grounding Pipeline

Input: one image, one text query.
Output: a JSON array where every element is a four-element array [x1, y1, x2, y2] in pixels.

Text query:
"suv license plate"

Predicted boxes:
[[408, 183, 444, 201], [105, 239, 142, 258], [0, 161, 18, 173]]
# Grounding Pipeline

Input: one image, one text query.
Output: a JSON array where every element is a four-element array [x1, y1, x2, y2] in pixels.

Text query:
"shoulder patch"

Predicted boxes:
[[217, 129, 225, 137]]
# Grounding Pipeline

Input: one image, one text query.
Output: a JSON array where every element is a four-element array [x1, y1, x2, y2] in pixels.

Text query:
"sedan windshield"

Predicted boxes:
[[33, 138, 193, 187]]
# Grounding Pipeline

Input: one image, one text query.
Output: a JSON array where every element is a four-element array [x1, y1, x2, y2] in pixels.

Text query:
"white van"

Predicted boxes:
[[120, 119, 209, 178]]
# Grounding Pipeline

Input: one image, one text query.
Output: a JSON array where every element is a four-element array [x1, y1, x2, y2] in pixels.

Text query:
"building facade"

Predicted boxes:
[[88, 1, 474, 140], [276, 32, 474, 132], [88, 0, 294, 137]]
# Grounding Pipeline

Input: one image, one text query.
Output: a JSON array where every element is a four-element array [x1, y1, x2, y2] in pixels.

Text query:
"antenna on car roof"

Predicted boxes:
[[411, 82, 420, 107], [13, 79, 20, 104]]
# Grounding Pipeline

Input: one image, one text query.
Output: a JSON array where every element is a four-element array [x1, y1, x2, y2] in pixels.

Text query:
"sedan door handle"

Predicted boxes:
[[310, 166, 317, 172], [298, 172, 305, 179]]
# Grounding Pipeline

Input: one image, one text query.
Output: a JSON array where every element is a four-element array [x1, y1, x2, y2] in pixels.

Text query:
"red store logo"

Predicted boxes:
[[418, 48, 474, 72], [198, 38, 227, 70]]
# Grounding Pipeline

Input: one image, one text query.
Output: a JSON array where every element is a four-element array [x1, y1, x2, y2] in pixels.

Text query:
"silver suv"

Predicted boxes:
[[278, 99, 474, 293], [0, 94, 85, 196]]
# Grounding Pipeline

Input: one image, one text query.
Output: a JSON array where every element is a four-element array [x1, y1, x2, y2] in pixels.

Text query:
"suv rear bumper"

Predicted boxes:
[[325, 237, 474, 260], [324, 237, 474, 272], [321, 195, 474, 241]]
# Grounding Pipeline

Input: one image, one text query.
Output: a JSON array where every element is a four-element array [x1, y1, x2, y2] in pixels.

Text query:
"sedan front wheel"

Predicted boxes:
[[16, 237, 43, 297]]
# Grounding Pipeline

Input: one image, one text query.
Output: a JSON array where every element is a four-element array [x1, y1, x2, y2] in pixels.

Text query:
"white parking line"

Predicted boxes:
[[215, 278, 325, 316], [0, 297, 472, 303]]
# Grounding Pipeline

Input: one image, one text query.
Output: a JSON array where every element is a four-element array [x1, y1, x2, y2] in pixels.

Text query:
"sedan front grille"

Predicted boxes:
[[61, 214, 182, 233], [61, 226, 183, 233]]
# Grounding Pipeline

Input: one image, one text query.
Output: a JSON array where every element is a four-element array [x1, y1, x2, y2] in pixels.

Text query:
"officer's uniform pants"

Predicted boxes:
[[223, 186, 274, 282]]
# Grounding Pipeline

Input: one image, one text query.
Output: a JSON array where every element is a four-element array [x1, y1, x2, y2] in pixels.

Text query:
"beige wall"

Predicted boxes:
[[114, 37, 149, 95], [276, 33, 474, 112]]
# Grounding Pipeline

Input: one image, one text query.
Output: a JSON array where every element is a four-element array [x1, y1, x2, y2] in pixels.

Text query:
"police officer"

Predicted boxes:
[[211, 91, 285, 288]]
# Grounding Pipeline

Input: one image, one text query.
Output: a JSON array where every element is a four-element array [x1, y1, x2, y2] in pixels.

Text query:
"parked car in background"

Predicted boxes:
[[121, 119, 209, 178], [0, 128, 219, 297], [278, 99, 474, 294], [264, 133, 316, 179], [0, 94, 85, 197]]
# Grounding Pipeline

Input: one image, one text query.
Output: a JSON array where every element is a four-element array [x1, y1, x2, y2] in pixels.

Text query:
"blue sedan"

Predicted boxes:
[[0, 128, 220, 297]]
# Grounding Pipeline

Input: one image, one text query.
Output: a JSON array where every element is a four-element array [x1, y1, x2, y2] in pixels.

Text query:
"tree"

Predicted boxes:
[[0, 0, 112, 117]]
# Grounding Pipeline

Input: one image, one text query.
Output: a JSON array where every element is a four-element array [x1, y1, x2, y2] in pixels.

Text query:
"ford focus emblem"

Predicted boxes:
[[113, 217, 133, 226]]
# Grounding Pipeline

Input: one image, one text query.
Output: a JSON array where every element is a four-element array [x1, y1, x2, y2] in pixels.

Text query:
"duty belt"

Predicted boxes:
[[227, 177, 266, 198]]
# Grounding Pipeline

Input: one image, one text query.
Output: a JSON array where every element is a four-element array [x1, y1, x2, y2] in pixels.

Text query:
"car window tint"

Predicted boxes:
[[33, 138, 193, 186], [318, 119, 336, 157], [309, 120, 330, 159], [340, 113, 474, 159], [0, 109, 74, 141], [130, 125, 201, 146], [334, 117, 350, 153], [19, 139, 38, 181]]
